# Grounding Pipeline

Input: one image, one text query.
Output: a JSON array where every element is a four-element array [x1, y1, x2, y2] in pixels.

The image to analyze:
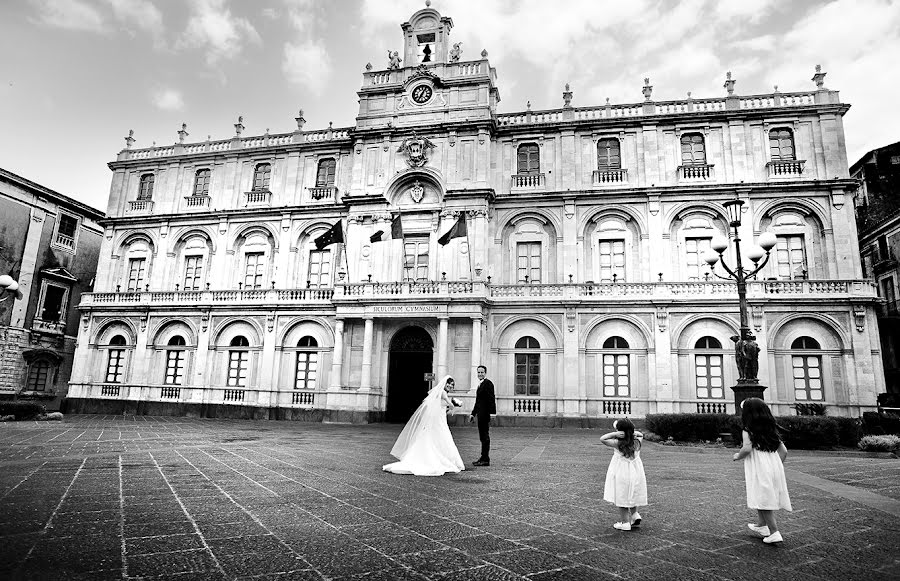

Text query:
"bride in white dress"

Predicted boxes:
[[383, 375, 465, 476]]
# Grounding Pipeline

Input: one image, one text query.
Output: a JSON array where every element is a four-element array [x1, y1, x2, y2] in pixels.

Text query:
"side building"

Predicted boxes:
[[66, 5, 881, 422], [853, 140, 900, 395], [0, 168, 104, 410]]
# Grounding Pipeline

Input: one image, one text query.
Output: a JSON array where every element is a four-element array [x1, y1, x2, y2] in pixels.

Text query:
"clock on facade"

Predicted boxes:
[[411, 84, 433, 104]]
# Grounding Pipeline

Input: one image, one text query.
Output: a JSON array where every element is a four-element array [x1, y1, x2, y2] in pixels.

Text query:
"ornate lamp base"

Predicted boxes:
[[731, 381, 768, 414]]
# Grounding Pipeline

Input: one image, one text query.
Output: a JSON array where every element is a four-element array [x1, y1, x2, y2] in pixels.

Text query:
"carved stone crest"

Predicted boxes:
[[409, 180, 425, 203], [397, 132, 436, 167]]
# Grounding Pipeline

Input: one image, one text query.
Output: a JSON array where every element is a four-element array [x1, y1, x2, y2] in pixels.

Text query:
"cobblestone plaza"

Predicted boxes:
[[1, 416, 898, 580]]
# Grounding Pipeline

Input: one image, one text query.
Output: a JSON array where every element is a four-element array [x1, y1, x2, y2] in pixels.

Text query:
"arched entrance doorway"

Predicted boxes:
[[386, 326, 434, 423]]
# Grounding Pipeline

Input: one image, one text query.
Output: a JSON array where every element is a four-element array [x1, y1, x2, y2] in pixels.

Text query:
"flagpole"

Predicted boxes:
[[341, 220, 351, 283]]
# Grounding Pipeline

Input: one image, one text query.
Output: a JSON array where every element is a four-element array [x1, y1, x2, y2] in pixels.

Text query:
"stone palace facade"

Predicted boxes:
[[66, 5, 882, 422]]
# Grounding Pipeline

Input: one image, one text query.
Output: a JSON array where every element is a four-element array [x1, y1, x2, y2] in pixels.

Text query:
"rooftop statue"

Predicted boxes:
[[449, 42, 462, 62], [388, 50, 402, 70]]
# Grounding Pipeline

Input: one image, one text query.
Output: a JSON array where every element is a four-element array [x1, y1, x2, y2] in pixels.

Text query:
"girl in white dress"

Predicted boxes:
[[383, 375, 465, 477], [600, 418, 647, 531], [733, 397, 791, 544]]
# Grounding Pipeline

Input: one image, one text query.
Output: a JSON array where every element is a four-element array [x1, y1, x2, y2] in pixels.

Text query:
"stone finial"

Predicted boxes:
[[177, 123, 188, 143], [235, 115, 245, 136], [687, 91, 692, 99], [724, 71, 736, 95], [642, 77, 653, 101], [481, 49, 488, 58], [812, 64, 827, 90], [295, 109, 306, 131], [526, 100, 531, 111], [773, 85, 779, 93], [365, 62, 372, 71], [124, 129, 135, 149], [563, 83, 572, 108], [425, 0, 431, 6]]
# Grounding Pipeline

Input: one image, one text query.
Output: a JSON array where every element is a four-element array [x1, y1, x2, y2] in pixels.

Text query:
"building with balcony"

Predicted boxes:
[[66, 5, 881, 422], [0, 168, 103, 410], [854, 140, 900, 394]]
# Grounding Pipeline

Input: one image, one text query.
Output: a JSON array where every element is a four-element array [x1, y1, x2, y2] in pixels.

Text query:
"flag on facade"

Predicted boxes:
[[438, 213, 467, 245], [314, 221, 344, 249], [370, 214, 404, 243]]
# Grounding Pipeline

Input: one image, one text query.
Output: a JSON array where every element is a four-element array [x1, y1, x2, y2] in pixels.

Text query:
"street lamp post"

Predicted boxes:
[[702, 198, 778, 412]]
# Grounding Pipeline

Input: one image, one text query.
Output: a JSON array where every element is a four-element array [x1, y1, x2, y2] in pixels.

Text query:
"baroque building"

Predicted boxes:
[[0, 168, 103, 410], [67, 5, 881, 422], [853, 140, 900, 395]]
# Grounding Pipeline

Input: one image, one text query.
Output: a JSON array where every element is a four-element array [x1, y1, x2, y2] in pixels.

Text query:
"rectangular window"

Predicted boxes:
[[517, 145, 540, 174], [680, 134, 707, 165], [792, 355, 823, 401], [516, 242, 541, 283], [127, 258, 146, 292], [227, 351, 249, 387], [769, 129, 795, 161], [597, 138, 621, 171], [182, 256, 203, 291], [776, 235, 807, 279], [602, 353, 630, 397], [598, 240, 625, 283], [40, 285, 66, 321], [295, 352, 318, 390], [164, 350, 185, 385], [27, 362, 51, 391], [243, 252, 265, 289], [515, 353, 540, 395], [685, 237, 712, 281], [106, 349, 125, 383], [193, 169, 211, 196], [403, 237, 429, 281], [695, 354, 724, 399], [55, 214, 78, 249], [316, 159, 336, 188], [252, 164, 271, 191], [307, 250, 332, 288]]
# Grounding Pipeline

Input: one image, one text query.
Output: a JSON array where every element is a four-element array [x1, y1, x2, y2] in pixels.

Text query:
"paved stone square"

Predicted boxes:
[[1, 416, 898, 581]]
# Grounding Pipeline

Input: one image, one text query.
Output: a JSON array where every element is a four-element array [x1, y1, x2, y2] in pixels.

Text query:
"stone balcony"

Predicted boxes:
[[511, 173, 545, 190], [126, 200, 154, 215], [31, 319, 65, 335], [677, 163, 714, 181], [766, 159, 806, 178], [308, 186, 338, 201], [183, 195, 211, 211], [592, 168, 628, 186], [243, 190, 271, 207], [79, 279, 876, 309]]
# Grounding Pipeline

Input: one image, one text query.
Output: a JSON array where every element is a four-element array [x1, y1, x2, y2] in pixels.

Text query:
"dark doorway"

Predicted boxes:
[[386, 326, 434, 423]]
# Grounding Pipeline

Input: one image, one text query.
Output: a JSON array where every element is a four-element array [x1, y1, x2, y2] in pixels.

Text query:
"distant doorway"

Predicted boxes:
[[386, 326, 434, 423]]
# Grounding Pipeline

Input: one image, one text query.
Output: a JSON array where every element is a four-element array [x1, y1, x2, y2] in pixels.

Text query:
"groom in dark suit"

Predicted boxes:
[[469, 365, 496, 466]]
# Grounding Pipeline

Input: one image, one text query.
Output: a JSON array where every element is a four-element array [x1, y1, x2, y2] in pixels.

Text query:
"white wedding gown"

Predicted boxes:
[[383, 376, 465, 476]]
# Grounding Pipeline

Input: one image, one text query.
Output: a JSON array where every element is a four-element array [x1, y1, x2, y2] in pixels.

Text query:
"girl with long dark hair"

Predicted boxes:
[[733, 397, 792, 544], [600, 418, 647, 531]]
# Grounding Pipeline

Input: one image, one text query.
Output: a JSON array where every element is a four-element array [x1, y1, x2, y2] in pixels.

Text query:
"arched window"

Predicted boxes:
[[769, 129, 795, 161], [27, 360, 53, 392], [164, 336, 187, 385], [227, 336, 250, 387], [295, 336, 318, 390], [252, 163, 271, 191], [791, 336, 823, 401], [316, 158, 336, 188], [193, 169, 211, 196], [516, 143, 540, 175], [695, 336, 724, 399], [597, 139, 621, 171], [602, 336, 630, 397], [138, 174, 154, 200], [514, 336, 540, 395], [680, 133, 706, 165], [106, 335, 127, 383]]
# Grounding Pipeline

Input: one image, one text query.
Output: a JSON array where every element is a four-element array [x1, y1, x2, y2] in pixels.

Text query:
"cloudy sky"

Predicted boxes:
[[2, 0, 899, 212]]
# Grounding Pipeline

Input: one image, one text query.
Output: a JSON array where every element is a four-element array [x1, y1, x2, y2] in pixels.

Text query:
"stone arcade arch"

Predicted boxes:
[[386, 326, 434, 423]]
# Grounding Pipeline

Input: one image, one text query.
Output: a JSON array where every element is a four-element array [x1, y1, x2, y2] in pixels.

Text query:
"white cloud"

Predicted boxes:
[[152, 88, 185, 111], [281, 0, 332, 94], [178, 0, 261, 66], [29, 0, 106, 32], [103, 0, 165, 48]]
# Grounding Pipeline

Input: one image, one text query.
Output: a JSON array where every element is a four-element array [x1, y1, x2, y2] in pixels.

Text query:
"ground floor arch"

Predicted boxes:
[[385, 325, 434, 423]]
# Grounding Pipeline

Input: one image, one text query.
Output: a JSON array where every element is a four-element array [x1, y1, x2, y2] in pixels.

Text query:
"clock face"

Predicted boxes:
[[411, 84, 433, 104]]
